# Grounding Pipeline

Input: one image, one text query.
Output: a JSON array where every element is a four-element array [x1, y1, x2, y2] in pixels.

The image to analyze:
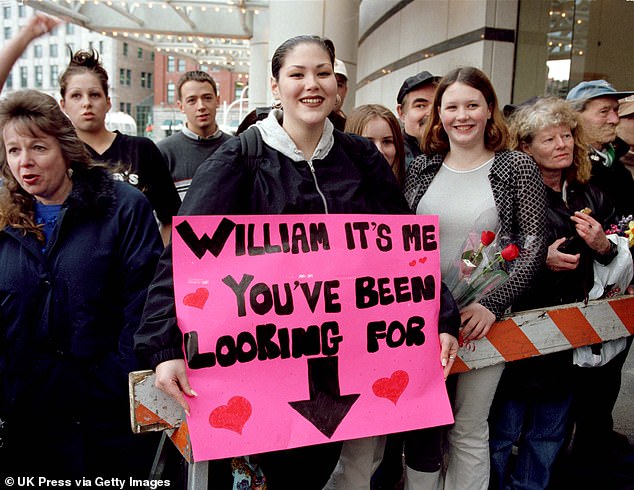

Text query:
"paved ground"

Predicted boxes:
[[614, 343, 634, 444]]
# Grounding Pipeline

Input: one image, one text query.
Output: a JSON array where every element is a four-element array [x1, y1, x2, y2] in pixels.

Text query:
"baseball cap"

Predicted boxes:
[[566, 80, 634, 102], [397, 71, 440, 104], [619, 95, 634, 118], [334, 59, 348, 80]]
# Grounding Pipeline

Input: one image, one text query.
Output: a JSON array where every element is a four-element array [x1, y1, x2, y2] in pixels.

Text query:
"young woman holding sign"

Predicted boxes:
[[135, 35, 459, 489]]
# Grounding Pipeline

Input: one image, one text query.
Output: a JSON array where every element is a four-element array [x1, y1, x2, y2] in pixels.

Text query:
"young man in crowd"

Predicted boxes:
[[158, 71, 232, 199]]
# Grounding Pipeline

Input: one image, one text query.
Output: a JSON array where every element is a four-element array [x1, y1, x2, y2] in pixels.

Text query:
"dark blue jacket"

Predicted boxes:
[[0, 166, 163, 420]]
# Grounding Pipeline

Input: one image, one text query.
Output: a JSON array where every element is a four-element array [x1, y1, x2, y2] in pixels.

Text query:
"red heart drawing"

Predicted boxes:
[[209, 396, 252, 435], [183, 287, 209, 309], [372, 370, 409, 405], [418, 257, 427, 264], [408, 260, 417, 266]]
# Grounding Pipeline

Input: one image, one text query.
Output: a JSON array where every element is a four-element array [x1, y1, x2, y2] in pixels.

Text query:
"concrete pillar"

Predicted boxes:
[[323, 0, 359, 115], [248, 9, 269, 110], [255, 0, 359, 112]]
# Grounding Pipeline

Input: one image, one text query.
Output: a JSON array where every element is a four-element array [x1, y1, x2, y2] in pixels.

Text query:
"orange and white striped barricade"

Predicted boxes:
[[129, 295, 634, 489]]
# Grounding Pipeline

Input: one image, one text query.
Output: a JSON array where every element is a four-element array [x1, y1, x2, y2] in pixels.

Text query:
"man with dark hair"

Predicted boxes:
[[158, 71, 231, 198], [396, 71, 439, 168]]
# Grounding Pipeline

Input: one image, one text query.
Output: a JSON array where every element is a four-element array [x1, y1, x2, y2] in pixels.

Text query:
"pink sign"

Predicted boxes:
[[172, 214, 453, 462]]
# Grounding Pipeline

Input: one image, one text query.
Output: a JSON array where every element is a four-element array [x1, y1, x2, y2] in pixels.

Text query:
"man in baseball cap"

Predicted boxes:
[[565, 79, 634, 479], [333, 59, 349, 114], [566, 79, 634, 216], [396, 71, 440, 168]]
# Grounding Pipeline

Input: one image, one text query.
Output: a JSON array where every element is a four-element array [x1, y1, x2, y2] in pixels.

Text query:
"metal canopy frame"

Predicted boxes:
[[24, 0, 269, 70]]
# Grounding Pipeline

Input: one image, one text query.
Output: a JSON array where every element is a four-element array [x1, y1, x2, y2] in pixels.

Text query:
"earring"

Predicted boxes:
[[335, 94, 342, 108], [66, 168, 74, 179], [272, 99, 282, 110]]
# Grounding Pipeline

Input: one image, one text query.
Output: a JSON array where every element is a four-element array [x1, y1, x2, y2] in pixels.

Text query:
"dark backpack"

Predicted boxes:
[[238, 125, 263, 173]]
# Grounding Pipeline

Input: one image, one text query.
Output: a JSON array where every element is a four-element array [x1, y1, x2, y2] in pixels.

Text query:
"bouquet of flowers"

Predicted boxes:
[[445, 229, 523, 310], [606, 214, 634, 248]]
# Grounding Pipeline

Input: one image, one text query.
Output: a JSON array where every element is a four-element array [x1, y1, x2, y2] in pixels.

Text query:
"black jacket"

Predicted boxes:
[[513, 181, 616, 311], [0, 166, 163, 419], [135, 128, 460, 369], [501, 181, 616, 397]]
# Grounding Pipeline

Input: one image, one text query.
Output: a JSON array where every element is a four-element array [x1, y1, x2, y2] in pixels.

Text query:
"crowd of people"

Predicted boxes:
[[0, 12, 633, 490]]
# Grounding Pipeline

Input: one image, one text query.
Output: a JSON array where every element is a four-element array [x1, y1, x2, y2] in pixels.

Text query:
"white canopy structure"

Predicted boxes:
[[23, 0, 269, 71]]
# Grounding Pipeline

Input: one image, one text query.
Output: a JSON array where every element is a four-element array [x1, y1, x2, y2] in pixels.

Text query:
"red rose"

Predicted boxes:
[[500, 243, 520, 261], [480, 230, 496, 246]]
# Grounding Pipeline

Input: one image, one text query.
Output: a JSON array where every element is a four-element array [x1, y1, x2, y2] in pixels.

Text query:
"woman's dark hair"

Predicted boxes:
[[422, 66, 509, 155], [59, 49, 109, 99], [271, 35, 335, 81], [345, 104, 406, 185], [0, 90, 93, 240]]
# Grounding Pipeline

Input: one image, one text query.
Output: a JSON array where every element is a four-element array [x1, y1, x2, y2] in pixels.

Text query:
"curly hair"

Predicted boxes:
[[508, 97, 591, 184], [421, 66, 509, 155], [345, 104, 406, 185], [59, 49, 109, 99], [0, 90, 93, 240]]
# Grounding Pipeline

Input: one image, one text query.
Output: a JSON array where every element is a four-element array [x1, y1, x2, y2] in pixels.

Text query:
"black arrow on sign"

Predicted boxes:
[[288, 356, 360, 438]]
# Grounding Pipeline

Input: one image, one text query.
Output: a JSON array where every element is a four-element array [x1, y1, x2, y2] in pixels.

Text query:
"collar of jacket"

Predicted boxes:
[[56, 165, 116, 220], [255, 108, 335, 162]]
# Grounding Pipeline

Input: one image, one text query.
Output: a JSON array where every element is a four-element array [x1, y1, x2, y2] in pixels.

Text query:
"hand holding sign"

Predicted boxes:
[[172, 214, 452, 462]]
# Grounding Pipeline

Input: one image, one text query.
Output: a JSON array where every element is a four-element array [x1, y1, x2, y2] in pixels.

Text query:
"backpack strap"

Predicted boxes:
[[239, 125, 263, 172]]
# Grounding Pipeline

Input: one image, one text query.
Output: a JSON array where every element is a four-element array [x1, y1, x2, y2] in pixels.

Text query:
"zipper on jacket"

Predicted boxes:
[[306, 159, 329, 213]]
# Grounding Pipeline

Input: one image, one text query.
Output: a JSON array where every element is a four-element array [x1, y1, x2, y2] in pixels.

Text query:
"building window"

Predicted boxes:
[[126, 102, 131, 114], [167, 82, 175, 103], [49, 44, 58, 57], [178, 59, 186, 72], [167, 56, 175, 72], [120, 102, 125, 112], [513, 0, 634, 104], [119, 68, 125, 85], [4, 27, 11, 40], [138, 47, 143, 59], [126, 69, 131, 86], [123, 42, 128, 56], [99, 41, 104, 54], [151, 52, 155, 61], [88, 41, 93, 51], [33, 44, 43, 58], [141, 72, 146, 88], [18, 5, 26, 17], [234, 81, 246, 99], [3, 6, 10, 19], [5, 72, 12, 89], [20, 67, 28, 88], [50, 65, 59, 87], [66, 24, 75, 35], [147, 73, 153, 89], [34, 66, 43, 88]]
